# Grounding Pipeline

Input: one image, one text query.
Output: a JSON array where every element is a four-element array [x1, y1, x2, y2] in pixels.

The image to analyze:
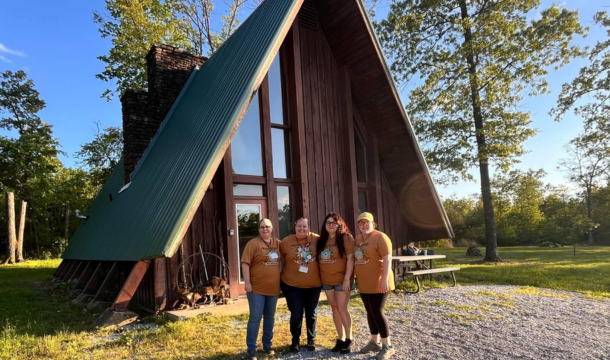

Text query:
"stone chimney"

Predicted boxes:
[[121, 44, 207, 184]]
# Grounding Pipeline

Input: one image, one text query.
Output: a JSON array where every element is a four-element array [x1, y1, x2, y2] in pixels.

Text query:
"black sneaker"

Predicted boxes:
[[290, 343, 299, 353], [341, 339, 352, 354], [307, 340, 316, 351], [246, 349, 256, 360], [331, 339, 345, 352], [262, 346, 275, 355]]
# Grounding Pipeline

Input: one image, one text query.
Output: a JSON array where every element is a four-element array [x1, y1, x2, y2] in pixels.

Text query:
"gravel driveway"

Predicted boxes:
[[276, 285, 610, 360]]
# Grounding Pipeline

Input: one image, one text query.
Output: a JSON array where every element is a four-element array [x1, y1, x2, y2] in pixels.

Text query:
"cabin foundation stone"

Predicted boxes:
[[94, 308, 139, 328]]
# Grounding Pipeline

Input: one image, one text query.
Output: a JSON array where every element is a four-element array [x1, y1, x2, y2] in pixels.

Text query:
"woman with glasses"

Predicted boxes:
[[279, 217, 322, 353], [317, 212, 355, 353], [354, 212, 396, 360], [241, 218, 281, 360]]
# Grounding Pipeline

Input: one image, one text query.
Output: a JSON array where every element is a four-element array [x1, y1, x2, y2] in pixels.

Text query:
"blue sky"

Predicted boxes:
[[0, 1, 606, 199]]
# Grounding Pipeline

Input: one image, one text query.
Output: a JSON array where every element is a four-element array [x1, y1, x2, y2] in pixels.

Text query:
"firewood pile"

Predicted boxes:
[[174, 276, 232, 310]]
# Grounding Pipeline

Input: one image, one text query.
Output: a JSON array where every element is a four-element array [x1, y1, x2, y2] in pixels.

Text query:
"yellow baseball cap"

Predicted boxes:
[[358, 212, 374, 223]]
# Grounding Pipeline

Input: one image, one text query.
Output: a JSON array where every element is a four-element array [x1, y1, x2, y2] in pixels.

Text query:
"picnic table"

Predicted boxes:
[[392, 254, 460, 293]]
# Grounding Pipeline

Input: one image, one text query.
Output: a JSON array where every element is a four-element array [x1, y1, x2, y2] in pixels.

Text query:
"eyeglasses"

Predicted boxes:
[[326, 221, 339, 226], [259, 226, 272, 230], [358, 221, 370, 226]]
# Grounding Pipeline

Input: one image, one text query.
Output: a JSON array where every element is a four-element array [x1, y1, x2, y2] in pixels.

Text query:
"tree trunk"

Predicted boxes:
[[64, 203, 70, 245], [16, 200, 27, 262], [586, 187, 593, 245], [458, 0, 500, 261], [2, 192, 17, 265]]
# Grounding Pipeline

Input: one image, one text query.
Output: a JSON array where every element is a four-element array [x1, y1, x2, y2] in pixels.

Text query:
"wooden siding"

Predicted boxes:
[[299, 23, 350, 232]]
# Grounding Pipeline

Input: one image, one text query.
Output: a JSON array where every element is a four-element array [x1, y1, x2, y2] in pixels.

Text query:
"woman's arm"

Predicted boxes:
[[242, 263, 252, 292], [380, 254, 392, 293], [343, 254, 355, 292]]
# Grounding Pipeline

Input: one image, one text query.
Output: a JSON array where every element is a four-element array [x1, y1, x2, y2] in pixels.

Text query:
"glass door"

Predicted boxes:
[[236, 201, 267, 283]]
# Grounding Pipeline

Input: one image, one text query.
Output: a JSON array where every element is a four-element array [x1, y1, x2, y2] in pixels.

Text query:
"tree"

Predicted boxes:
[[75, 121, 123, 188], [95, 0, 252, 100], [492, 169, 546, 245], [559, 129, 610, 245], [376, 0, 585, 261], [172, 0, 250, 56], [552, 11, 610, 130], [95, 0, 193, 100], [539, 185, 590, 246], [0, 70, 64, 258]]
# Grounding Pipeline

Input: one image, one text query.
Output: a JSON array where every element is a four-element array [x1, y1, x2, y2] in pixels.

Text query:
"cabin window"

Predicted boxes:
[[269, 54, 286, 126], [233, 184, 264, 197], [358, 191, 368, 214], [277, 186, 291, 239], [232, 92, 264, 176], [272, 128, 290, 179], [354, 129, 367, 183]]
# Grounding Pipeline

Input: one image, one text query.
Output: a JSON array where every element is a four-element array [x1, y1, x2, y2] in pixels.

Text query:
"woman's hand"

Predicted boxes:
[[342, 279, 351, 292], [379, 278, 389, 293], [245, 282, 253, 293]]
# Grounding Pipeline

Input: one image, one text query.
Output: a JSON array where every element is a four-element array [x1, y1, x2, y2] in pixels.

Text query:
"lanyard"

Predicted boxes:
[[260, 237, 273, 251]]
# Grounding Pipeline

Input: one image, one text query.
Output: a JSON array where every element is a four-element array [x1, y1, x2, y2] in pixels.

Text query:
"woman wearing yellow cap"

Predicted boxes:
[[353, 212, 395, 360]]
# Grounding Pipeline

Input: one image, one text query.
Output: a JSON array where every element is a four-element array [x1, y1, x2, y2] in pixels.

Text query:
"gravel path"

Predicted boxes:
[[276, 285, 610, 360]]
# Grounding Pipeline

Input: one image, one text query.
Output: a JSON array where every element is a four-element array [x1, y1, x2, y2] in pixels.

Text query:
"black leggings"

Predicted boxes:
[[360, 292, 390, 338]]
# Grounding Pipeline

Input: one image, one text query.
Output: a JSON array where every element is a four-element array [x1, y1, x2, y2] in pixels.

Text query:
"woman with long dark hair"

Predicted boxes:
[[317, 212, 355, 353]]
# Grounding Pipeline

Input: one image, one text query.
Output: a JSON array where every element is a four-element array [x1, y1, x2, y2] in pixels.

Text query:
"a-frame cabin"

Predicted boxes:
[[56, 0, 453, 314]]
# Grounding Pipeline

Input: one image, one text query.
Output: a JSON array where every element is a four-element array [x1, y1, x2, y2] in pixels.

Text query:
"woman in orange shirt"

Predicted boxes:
[[354, 212, 395, 360], [241, 218, 281, 360], [317, 212, 355, 353], [279, 218, 322, 353]]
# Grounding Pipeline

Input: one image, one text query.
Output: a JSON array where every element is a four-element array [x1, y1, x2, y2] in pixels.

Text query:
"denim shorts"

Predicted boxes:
[[322, 280, 354, 291]]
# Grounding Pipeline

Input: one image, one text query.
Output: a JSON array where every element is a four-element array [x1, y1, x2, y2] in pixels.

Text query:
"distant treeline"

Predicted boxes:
[[444, 169, 610, 247]]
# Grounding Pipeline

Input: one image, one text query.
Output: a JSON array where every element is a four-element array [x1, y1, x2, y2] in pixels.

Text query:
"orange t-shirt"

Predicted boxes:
[[241, 236, 282, 296], [353, 231, 395, 294], [280, 233, 322, 288], [319, 234, 355, 285]]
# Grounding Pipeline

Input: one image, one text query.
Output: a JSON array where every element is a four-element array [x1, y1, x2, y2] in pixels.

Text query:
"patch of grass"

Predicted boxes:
[[445, 312, 485, 322], [512, 286, 571, 298], [451, 303, 475, 311], [489, 300, 515, 308], [467, 290, 512, 300], [403, 305, 414, 310], [433, 300, 448, 306], [437, 246, 610, 298]]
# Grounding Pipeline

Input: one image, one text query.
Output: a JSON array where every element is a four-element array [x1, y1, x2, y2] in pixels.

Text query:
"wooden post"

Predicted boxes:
[[2, 192, 17, 265], [111, 260, 151, 312], [16, 200, 27, 262], [154, 258, 168, 311]]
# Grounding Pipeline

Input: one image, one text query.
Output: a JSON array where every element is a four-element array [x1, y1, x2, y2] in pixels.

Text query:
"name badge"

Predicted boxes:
[[299, 265, 309, 273], [269, 252, 278, 260]]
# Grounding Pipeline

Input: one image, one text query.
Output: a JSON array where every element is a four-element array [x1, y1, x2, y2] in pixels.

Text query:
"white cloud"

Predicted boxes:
[[0, 44, 26, 62]]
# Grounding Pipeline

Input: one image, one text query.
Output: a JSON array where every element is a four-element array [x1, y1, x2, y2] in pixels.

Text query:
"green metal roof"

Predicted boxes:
[[62, 0, 303, 261]]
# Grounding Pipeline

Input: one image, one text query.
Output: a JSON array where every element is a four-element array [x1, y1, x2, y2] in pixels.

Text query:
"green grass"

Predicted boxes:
[[0, 260, 336, 359], [436, 246, 610, 299], [1, 246, 609, 359]]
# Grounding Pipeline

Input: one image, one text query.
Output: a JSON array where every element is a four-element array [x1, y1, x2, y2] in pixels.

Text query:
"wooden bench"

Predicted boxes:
[[403, 267, 460, 293]]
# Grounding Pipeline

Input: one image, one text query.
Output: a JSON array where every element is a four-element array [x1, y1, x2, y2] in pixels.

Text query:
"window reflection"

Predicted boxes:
[[268, 54, 285, 125], [358, 191, 367, 214], [277, 186, 291, 239], [232, 92, 263, 176], [355, 129, 367, 182], [233, 184, 264, 197], [272, 128, 289, 178]]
